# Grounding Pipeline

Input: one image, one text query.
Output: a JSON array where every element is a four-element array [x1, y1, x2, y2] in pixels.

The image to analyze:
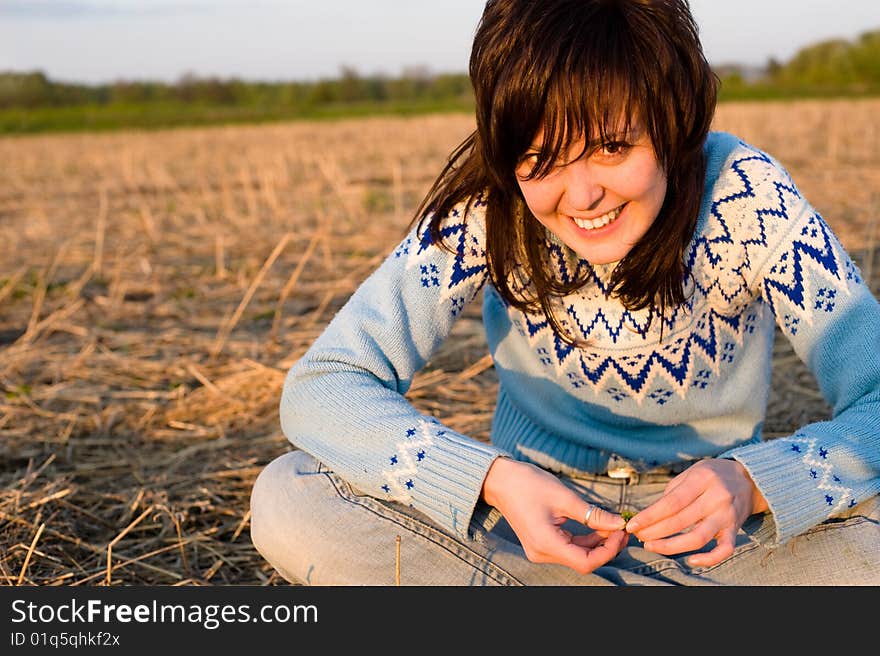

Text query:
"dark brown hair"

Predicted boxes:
[[413, 0, 718, 344]]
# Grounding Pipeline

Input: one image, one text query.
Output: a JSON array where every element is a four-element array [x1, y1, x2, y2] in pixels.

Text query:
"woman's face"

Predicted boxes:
[[515, 126, 667, 265]]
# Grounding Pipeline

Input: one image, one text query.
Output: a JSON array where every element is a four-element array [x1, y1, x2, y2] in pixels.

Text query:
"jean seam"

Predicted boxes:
[[627, 562, 687, 577], [323, 469, 523, 586], [800, 514, 873, 535]]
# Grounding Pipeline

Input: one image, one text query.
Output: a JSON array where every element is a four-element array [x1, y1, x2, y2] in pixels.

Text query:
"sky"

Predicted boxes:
[[1, 0, 878, 84]]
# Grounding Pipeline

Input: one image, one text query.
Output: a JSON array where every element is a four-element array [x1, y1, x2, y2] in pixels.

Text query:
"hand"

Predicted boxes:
[[482, 457, 627, 575], [624, 458, 769, 568]]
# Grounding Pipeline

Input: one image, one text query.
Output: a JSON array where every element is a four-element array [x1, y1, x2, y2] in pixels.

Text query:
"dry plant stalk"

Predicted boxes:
[[395, 535, 401, 586], [17, 522, 46, 585], [210, 232, 293, 358], [106, 506, 154, 585]]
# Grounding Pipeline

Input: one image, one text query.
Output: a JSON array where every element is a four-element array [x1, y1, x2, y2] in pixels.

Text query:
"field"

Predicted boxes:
[[1, 98, 878, 586]]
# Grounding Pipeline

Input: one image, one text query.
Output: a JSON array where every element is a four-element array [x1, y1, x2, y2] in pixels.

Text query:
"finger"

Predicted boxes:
[[581, 530, 628, 570], [570, 532, 606, 549], [579, 502, 626, 532], [625, 480, 699, 535], [685, 529, 737, 568], [629, 494, 708, 542], [558, 530, 628, 574], [642, 518, 722, 556], [589, 529, 616, 539], [572, 530, 630, 551]]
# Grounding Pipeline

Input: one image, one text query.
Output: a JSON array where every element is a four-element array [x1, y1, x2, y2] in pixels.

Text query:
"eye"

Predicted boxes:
[[519, 152, 540, 167], [598, 140, 632, 157], [516, 152, 544, 179]]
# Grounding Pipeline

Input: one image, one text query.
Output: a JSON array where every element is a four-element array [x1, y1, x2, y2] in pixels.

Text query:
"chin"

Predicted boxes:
[[567, 244, 627, 266]]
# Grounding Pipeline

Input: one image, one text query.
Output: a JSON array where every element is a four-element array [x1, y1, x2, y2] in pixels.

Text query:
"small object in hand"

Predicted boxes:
[[620, 510, 636, 522]]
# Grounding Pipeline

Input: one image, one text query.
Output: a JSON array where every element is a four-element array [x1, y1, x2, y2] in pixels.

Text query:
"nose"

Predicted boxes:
[[562, 158, 605, 213]]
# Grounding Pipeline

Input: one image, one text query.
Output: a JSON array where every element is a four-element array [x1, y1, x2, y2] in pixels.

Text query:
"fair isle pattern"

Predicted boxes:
[[379, 418, 441, 505], [508, 295, 761, 405], [395, 195, 490, 319], [787, 434, 857, 514], [696, 144, 858, 337], [506, 236, 764, 404]]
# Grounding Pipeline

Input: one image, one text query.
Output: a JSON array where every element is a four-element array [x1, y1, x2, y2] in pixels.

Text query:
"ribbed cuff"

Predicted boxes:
[[410, 432, 509, 539], [721, 438, 827, 546]]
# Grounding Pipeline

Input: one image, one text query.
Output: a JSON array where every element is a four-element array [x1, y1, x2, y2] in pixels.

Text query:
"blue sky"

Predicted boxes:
[[1, 0, 878, 84]]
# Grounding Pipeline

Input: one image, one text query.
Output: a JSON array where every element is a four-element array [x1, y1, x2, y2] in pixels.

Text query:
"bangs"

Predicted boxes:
[[524, 63, 643, 180]]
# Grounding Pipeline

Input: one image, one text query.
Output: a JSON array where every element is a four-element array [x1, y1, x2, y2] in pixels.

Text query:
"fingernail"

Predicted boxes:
[[625, 521, 639, 533]]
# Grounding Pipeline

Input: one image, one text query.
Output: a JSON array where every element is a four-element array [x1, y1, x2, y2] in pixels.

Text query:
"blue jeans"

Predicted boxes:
[[250, 450, 880, 585]]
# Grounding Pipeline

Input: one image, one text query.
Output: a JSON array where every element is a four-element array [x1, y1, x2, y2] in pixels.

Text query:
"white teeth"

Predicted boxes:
[[571, 205, 625, 230]]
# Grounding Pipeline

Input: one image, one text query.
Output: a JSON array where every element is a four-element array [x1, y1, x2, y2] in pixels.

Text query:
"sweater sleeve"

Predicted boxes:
[[719, 149, 880, 546], [279, 197, 509, 539]]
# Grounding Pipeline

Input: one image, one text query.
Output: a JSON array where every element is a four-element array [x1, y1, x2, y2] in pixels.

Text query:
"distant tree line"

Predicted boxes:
[[0, 65, 474, 110], [715, 29, 880, 98]]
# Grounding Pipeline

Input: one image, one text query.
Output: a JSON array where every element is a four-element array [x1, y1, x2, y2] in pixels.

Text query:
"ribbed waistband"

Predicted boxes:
[[490, 388, 696, 482]]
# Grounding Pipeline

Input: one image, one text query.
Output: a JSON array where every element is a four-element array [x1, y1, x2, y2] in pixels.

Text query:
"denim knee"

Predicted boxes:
[[249, 450, 312, 583]]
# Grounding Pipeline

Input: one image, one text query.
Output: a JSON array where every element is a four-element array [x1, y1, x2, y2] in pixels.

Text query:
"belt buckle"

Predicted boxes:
[[606, 464, 639, 484]]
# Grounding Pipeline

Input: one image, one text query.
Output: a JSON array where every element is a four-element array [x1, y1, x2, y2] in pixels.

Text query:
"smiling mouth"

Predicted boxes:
[[570, 203, 627, 231]]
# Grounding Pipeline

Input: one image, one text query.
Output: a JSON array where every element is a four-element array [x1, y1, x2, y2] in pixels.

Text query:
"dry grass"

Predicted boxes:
[[1, 98, 878, 586]]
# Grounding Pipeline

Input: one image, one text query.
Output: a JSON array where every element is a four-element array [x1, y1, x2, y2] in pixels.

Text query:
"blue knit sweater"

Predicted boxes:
[[280, 132, 880, 546]]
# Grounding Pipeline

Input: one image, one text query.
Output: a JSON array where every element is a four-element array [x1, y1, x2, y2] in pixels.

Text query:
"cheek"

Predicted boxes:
[[633, 161, 667, 201], [649, 173, 668, 211], [613, 161, 664, 201], [517, 179, 559, 216]]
